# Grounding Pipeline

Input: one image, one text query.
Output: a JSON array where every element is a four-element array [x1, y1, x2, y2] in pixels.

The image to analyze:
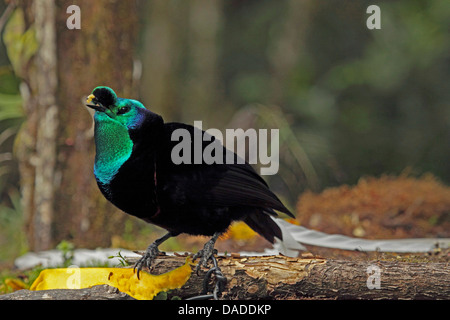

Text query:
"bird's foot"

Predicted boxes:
[[133, 232, 173, 279], [133, 242, 160, 279], [188, 253, 227, 300], [193, 248, 217, 273], [202, 255, 227, 299], [188, 232, 227, 300], [192, 233, 220, 273]]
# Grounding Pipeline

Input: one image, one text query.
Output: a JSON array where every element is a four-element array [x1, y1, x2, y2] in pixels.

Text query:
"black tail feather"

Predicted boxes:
[[243, 212, 282, 244]]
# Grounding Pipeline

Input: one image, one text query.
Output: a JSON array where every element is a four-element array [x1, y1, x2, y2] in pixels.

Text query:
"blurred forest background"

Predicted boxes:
[[0, 0, 449, 264]]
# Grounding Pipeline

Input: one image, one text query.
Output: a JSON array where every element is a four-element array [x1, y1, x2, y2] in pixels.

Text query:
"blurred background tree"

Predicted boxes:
[[0, 0, 448, 261], [0, 0, 140, 255]]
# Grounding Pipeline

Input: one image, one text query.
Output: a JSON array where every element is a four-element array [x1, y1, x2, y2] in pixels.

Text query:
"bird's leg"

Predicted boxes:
[[202, 254, 227, 299], [192, 232, 221, 272], [190, 232, 227, 300], [134, 232, 173, 279]]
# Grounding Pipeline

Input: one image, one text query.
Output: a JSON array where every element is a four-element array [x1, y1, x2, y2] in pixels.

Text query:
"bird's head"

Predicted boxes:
[[86, 86, 148, 130], [86, 86, 163, 185]]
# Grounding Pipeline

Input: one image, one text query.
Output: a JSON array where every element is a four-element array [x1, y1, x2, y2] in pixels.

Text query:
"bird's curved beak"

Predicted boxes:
[[85, 94, 107, 112], [85, 94, 118, 119]]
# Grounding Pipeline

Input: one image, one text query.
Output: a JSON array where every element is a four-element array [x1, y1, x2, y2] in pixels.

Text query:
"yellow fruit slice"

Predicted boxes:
[[30, 258, 192, 300]]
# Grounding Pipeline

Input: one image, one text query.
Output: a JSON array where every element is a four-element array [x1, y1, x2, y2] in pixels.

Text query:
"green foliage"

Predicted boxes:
[[0, 189, 26, 262], [0, 6, 26, 265], [153, 291, 167, 300], [2, 8, 38, 78], [0, 92, 22, 120], [108, 250, 131, 267], [56, 240, 75, 267], [317, 0, 450, 185], [217, 0, 450, 194], [0, 79, 24, 265]]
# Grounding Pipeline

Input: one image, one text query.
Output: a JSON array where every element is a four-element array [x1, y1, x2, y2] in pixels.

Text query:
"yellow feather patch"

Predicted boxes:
[[86, 94, 95, 104]]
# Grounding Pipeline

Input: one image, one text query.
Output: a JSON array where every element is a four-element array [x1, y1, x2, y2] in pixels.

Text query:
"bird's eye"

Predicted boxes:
[[117, 106, 131, 115]]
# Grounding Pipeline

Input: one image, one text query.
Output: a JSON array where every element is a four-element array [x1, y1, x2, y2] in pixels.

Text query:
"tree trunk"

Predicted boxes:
[[139, 0, 181, 121], [268, 0, 311, 107], [139, 0, 223, 125], [182, 0, 222, 125], [16, 0, 139, 250], [17, 0, 59, 252]]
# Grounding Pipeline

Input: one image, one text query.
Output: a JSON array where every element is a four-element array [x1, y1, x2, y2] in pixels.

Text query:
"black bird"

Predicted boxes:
[[85, 86, 294, 276]]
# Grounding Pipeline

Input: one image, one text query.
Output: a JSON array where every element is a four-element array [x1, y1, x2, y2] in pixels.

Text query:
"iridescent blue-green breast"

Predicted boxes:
[[93, 112, 134, 185]]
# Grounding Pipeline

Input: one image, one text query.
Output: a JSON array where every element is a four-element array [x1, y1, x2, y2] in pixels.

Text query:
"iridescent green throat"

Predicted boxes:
[[93, 113, 133, 185]]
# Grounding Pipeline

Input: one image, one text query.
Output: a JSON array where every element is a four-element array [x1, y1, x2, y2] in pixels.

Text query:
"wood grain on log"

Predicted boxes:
[[1, 255, 448, 300], [132, 254, 450, 300]]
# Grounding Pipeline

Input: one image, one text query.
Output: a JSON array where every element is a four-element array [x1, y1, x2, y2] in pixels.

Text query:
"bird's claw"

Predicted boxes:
[[187, 254, 227, 300], [202, 255, 227, 299], [193, 245, 217, 273], [189, 234, 227, 300], [133, 243, 160, 279]]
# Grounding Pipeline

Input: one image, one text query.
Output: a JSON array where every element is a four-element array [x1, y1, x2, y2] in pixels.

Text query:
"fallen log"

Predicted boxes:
[[150, 255, 450, 300], [1, 254, 448, 300], [0, 284, 133, 300]]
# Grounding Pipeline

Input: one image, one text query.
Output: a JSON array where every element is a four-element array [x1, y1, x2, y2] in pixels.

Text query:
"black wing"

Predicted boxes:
[[159, 122, 294, 218]]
